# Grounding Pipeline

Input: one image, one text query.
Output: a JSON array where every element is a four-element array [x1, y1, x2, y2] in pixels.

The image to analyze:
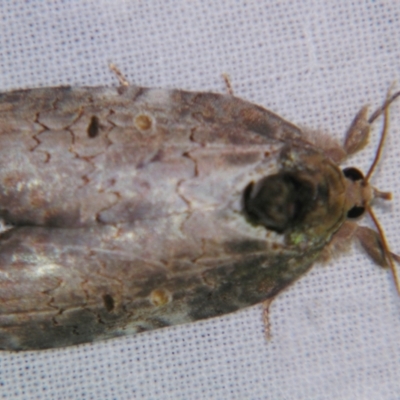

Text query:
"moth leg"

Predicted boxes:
[[262, 298, 273, 341], [318, 221, 359, 263], [343, 105, 370, 156], [313, 103, 371, 163], [344, 90, 400, 157], [354, 225, 400, 268], [222, 73, 234, 96], [109, 63, 130, 87], [322, 222, 400, 274], [355, 225, 387, 267]]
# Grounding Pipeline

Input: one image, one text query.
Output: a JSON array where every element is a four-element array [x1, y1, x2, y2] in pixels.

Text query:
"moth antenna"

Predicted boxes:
[[368, 90, 400, 124], [365, 89, 395, 181], [367, 205, 400, 296], [364, 87, 400, 295]]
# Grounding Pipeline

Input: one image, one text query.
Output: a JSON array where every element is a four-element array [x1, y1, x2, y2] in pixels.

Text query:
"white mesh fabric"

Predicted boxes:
[[1, 1, 400, 399]]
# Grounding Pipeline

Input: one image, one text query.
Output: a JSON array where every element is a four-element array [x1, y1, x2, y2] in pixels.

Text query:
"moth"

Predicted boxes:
[[0, 68, 399, 351]]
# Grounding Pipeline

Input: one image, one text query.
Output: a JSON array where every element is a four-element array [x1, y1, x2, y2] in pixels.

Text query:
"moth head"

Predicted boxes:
[[342, 166, 392, 220], [341, 89, 400, 296]]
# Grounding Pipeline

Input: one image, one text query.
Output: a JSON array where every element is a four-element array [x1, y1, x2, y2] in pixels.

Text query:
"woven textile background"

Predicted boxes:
[[1, 1, 400, 399]]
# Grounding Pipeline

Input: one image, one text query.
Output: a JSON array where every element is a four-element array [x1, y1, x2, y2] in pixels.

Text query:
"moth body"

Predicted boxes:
[[0, 83, 396, 350]]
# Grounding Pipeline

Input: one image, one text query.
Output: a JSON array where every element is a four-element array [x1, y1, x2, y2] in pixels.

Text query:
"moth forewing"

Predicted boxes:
[[0, 76, 399, 350]]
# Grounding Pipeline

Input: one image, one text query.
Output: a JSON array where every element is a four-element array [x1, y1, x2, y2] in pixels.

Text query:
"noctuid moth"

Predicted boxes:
[[0, 67, 399, 351]]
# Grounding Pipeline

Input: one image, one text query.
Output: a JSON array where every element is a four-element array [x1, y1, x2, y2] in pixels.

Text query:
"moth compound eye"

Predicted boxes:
[[243, 173, 314, 233], [342, 167, 364, 181], [347, 205, 365, 219]]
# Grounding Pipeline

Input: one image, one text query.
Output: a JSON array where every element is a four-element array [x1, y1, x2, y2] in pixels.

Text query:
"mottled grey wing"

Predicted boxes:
[[0, 86, 316, 350]]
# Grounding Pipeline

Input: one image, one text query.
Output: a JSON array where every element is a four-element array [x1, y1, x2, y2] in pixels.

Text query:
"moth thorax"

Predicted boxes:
[[243, 172, 315, 233]]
